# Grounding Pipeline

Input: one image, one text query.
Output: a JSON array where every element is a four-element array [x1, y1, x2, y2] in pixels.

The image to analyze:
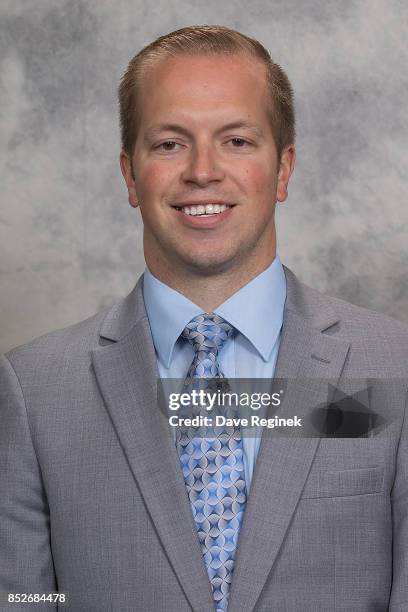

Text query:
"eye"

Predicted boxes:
[[229, 137, 251, 147], [155, 141, 181, 152]]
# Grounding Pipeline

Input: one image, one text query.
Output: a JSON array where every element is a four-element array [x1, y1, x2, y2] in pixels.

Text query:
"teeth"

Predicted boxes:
[[179, 204, 230, 216]]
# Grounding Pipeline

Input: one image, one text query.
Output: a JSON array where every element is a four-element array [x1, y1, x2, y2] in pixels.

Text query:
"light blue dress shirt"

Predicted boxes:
[[143, 256, 287, 490]]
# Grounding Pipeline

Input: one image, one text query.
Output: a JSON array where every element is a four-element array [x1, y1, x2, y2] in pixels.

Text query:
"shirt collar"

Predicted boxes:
[[143, 268, 203, 368], [214, 256, 286, 361], [143, 256, 286, 367]]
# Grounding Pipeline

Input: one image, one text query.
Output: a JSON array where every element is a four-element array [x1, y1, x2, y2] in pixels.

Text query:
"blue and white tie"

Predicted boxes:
[[176, 314, 247, 611]]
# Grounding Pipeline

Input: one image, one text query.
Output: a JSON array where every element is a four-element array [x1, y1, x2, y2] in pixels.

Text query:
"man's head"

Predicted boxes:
[[119, 25, 296, 290], [119, 25, 295, 163]]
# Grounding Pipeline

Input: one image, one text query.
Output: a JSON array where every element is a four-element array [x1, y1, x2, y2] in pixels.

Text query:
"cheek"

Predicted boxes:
[[135, 162, 178, 200], [239, 161, 277, 195]]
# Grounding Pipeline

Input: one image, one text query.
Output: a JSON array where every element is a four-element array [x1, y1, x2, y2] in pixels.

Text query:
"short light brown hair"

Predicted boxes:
[[118, 24, 295, 159]]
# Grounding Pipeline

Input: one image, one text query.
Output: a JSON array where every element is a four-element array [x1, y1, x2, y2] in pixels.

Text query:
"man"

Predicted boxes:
[[0, 24, 407, 612]]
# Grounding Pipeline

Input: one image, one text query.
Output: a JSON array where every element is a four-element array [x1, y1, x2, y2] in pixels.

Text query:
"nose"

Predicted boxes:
[[181, 143, 225, 187]]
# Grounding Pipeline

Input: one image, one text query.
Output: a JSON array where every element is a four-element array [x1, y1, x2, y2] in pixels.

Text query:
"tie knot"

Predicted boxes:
[[181, 313, 234, 357]]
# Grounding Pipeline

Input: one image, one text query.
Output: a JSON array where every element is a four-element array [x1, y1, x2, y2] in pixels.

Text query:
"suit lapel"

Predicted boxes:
[[228, 269, 350, 612], [92, 283, 214, 612]]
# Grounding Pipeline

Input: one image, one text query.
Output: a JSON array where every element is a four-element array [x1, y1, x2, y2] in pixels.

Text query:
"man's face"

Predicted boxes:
[[121, 53, 295, 279]]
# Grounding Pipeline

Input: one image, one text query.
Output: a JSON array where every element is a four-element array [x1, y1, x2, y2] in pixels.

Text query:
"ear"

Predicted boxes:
[[120, 151, 138, 208], [276, 145, 296, 203]]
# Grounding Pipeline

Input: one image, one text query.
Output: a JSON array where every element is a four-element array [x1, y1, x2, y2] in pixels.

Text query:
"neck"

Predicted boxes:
[[146, 251, 276, 312]]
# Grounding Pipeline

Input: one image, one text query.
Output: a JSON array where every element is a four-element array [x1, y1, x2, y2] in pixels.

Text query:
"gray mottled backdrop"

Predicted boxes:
[[1, 0, 407, 353]]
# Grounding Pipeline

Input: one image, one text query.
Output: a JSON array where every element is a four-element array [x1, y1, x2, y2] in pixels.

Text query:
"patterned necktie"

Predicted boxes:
[[176, 313, 247, 611]]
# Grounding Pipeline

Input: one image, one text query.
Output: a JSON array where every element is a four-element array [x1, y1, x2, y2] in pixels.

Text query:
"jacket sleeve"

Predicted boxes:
[[0, 354, 57, 611], [389, 388, 408, 611]]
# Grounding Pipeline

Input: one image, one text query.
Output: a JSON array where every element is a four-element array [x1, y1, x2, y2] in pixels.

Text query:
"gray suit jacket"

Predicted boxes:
[[1, 267, 408, 611]]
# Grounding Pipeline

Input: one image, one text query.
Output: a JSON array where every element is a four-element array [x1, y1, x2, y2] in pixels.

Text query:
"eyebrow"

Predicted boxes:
[[144, 121, 264, 140]]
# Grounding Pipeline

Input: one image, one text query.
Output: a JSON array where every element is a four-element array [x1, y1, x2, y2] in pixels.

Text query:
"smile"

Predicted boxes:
[[174, 203, 233, 216]]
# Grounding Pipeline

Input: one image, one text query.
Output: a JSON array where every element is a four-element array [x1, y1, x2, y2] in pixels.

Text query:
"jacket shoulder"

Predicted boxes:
[[320, 289, 408, 339], [7, 309, 108, 355], [4, 277, 145, 381], [4, 306, 114, 380], [284, 266, 408, 378], [285, 266, 408, 339]]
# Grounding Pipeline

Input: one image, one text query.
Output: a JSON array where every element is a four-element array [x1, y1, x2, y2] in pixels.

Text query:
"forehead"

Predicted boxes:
[[137, 53, 271, 131]]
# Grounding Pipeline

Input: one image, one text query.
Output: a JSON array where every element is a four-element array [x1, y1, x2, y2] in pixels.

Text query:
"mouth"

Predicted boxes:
[[173, 203, 234, 216]]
